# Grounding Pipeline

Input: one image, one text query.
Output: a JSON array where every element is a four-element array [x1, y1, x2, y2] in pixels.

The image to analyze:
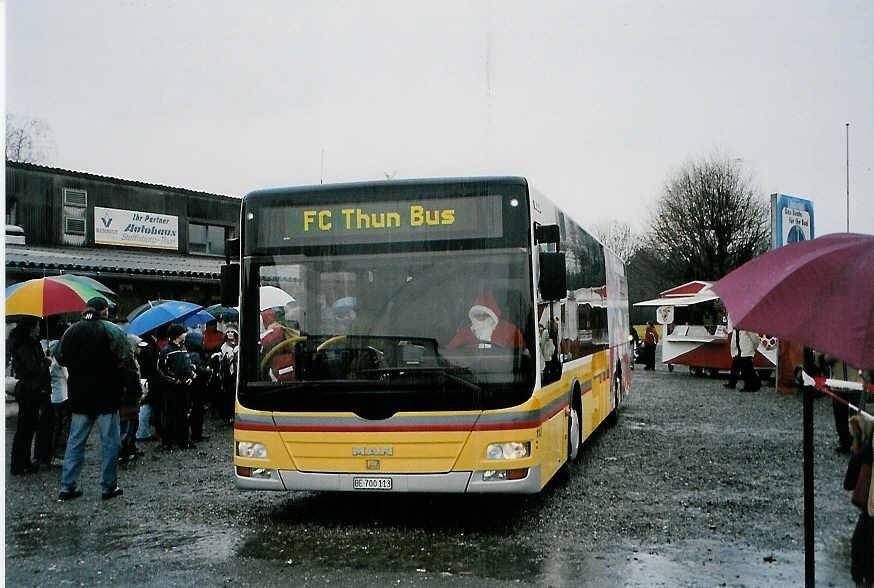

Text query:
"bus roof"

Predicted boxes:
[[243, 176, 528, 202]]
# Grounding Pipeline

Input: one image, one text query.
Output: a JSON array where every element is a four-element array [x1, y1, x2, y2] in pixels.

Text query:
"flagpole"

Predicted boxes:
[[846, 122, 850, 232]]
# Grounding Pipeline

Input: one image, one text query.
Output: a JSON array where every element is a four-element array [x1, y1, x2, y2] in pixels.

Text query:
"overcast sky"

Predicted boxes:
[[5, 1, 873, 237]]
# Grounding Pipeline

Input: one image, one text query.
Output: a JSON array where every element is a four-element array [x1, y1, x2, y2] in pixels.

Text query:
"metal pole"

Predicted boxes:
[[803, 385, 815, 586], [846, 122, 850, 232]]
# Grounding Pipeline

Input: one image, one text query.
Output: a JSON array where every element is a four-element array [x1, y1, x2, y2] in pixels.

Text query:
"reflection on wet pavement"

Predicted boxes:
[[235, 490, 850, 586], [238, 492, 543, 581], [11, 517, 239, 563]]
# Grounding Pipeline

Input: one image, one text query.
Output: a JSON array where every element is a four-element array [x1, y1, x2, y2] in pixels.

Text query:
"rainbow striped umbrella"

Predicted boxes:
[[5, 274, 116, 317]]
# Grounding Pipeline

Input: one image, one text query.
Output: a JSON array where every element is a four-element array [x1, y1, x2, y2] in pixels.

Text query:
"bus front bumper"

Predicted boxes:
[[235, 465, 542, 494]]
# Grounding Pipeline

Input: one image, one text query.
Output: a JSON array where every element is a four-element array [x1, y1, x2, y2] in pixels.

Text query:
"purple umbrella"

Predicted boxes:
[[712, 232, 874, 369]]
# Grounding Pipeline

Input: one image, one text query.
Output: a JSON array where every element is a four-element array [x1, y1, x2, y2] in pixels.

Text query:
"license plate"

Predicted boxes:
[[353, 477, 392, 490]]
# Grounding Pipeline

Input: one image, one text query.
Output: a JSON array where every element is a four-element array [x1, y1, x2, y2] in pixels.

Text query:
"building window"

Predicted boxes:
[[64, 217, 86, 235], [63, 188, 87, 246], [63, 188, 87, 207], [189, 223, 227, 256]]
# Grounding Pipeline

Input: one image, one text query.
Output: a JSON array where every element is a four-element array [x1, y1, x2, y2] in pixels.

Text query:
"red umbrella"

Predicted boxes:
[[712, 232, 874, 369]]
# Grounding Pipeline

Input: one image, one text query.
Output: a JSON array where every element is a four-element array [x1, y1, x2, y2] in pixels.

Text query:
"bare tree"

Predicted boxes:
[[6, 114, 57, 164], [593, 220, 641, 264], [645, 155, 769, 282]]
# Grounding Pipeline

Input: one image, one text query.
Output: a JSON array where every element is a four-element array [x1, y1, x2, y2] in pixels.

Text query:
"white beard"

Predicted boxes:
[[471, 316, 497, 341]]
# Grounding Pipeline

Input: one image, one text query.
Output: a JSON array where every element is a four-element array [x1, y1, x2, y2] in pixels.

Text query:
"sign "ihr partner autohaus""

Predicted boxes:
[[94, 206, 179, 250]]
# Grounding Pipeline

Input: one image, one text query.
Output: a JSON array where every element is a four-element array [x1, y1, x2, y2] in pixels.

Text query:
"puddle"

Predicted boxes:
[[104, 526, 239, 561], [10, 518, 239, 563]]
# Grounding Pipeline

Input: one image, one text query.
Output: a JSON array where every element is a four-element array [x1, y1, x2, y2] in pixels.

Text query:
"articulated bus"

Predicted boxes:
[[224, 177, 631, 494]]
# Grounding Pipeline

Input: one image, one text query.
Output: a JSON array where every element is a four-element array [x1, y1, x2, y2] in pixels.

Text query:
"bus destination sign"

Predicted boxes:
[[259, 195, 504, 246]]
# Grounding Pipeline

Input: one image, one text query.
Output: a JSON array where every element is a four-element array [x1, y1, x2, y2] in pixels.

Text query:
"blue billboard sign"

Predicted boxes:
[[770, 193, 815, 249]]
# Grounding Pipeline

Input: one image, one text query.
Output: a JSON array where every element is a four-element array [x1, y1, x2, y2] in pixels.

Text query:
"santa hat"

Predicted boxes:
[[468, 290, 500, 323]]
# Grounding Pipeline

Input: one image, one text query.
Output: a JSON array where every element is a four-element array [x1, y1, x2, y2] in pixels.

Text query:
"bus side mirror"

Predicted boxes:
[[220, 264, 240, 307], [539, 252, 566, 301]]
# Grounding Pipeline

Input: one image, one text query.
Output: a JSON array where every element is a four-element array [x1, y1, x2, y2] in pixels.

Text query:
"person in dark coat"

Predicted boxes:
[[183, 328, 212, 442], [9, 317, 51, 475], [157, 325, 196, 450], [643, 322, 659, 370], [219, 328, 239, 425], [136, 330, 162, 442], [629, 326, 640, 370], [55, 297, 136, 500], [119, 334, 147, 462], [843, 413, 874, 586]]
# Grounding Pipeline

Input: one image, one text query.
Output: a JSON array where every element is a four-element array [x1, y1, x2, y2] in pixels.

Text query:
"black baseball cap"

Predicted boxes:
[[86, 297, 109, 311]]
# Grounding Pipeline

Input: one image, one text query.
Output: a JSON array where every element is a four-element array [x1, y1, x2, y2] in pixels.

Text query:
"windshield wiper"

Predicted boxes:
[[357, 366, 482, 394]]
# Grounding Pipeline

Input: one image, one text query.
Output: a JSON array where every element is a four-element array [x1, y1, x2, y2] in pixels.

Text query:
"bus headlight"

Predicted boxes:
[[237, 441, 268, 459], [486, 441, 530, 460], [483, 468, 529, 481]]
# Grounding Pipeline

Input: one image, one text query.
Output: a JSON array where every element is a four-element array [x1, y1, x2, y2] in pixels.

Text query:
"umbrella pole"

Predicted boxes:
[[802, 385, 814, 587]]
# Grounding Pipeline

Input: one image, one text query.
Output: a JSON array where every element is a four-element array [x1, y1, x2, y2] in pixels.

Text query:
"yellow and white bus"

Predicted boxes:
[[224, 177, 631, 494]]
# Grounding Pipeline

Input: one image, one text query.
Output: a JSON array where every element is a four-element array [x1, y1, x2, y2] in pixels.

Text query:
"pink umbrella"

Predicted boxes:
[[714, 231, 874, 586], [712, 232, 874, 369]]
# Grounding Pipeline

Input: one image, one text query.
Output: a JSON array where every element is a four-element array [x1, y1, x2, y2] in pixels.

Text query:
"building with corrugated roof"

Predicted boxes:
[[5, 161, 241, 322]]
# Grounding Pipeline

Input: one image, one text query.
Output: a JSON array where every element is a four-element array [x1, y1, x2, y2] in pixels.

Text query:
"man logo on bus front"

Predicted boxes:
[[353, 447, 393, 456]]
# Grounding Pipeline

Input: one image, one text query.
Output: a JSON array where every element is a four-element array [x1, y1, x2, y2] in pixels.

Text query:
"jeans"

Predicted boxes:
[[61, 412, 120, 494], [136, 403, 153, 440]]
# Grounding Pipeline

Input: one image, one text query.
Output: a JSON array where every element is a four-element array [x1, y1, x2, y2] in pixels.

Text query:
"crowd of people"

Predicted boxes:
[[5, 297, 239, 501]]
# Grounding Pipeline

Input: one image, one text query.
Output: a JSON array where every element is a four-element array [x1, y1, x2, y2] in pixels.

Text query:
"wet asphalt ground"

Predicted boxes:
[[3, 358, 860, 587]]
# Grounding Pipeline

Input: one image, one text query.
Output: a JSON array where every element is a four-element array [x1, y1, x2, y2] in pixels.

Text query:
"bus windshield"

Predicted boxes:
[[242, 248, 535, 415]]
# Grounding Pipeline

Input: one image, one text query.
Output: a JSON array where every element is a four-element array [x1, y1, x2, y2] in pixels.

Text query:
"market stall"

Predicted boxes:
[[634, 281, 776, 377]]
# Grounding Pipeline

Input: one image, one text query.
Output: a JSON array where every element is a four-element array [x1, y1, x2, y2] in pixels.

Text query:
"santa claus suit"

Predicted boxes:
[[448, 291, 525, 349], [260, 309, 297, 381]]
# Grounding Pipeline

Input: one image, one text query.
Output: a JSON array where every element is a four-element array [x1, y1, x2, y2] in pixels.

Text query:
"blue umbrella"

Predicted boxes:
[[126, 299, 170, 322], [180, 309, 218, 327], [125, 300, 206, 336]]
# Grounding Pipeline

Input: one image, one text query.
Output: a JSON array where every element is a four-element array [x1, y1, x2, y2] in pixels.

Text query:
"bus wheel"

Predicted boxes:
[[690, 366, 703, 377]]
